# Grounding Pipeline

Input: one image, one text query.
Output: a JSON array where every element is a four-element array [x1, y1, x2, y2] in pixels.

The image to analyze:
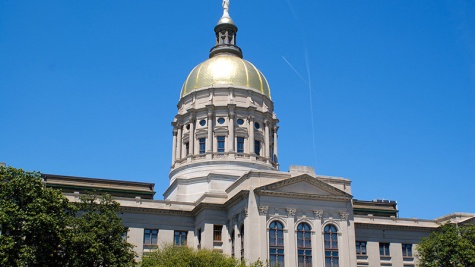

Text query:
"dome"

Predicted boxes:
[[181, 54, 271, 98]]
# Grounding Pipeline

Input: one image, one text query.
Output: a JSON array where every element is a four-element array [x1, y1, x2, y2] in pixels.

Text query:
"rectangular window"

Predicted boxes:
[[356, 241, 367, 255], [217, 136, 225, 153], [174, 230, 187, 245], [270, 248, 285, 267], [185, 142, 190, 155], [254, 140, 261, 155], [379, 242, 390, 256], [236, 137, 244, 153], [213, 225, 223, 241], [199, 138, 206, 154], [402, 244, 412, 257], [143, 229, 158, 245]]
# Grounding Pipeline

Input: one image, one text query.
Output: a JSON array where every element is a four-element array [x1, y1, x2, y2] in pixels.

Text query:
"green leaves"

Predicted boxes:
[[417, 222, 475, 267], [0, 166, 135, 267]]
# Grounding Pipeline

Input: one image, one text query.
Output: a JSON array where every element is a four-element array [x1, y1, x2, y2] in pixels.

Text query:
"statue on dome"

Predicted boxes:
[[222, 0, 230, 17]]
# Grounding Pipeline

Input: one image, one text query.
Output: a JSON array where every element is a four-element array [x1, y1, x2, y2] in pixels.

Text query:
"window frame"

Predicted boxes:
[[379, 242, 390, 257], [236, 137, 244, 153], [297, 222, 312, 267], [143, 229, 158, 245], [402, 243, 412, 257], [199, 138, 206, 154], [254, 140, 261, 156], [174, 230, 187, 246], [213, 225, 223, 241], [355, 241, 367, 255], [217, 136, 225, 153], [269, 221, 285, 267], [324, 224, 339, 267]]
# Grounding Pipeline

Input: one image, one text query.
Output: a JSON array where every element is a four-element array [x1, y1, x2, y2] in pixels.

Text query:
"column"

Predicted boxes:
[[228, 105, 236, 155], [206, 105, 214, 159], [171, 128, 177, 165], [176, 125, 182, 160], [189, 117, 195, 158], [248, 116, 255, 160], [264, 119, 270, 162], [273, 126, 279, 163]]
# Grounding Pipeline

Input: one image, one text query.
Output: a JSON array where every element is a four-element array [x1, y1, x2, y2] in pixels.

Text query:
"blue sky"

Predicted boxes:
[[1, 1, 473, 219]]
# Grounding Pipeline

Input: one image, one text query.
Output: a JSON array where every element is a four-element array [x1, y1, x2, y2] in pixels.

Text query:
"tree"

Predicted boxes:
[[67, 193, 136, 267], [141, 244, 268, 267], [417, 222, 475, 267], [0, 166, 136, 267], [0, 166, 75, 266]]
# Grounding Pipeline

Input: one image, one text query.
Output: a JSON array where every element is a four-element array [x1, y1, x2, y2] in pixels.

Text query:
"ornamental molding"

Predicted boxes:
[[354, 222, 434, 232], [259, 206, 269, 215], [121, 206, 193, 217], [286, 208, 297, 217], [255, 190, 350, 202], [340, 212, 349, 221], [313, 210, 323, 219]]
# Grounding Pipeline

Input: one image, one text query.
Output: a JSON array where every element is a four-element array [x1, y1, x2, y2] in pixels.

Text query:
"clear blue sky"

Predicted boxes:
[[1, 1, 473, 219]]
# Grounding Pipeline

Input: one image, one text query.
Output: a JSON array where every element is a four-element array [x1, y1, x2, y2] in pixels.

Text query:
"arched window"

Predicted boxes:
[[240, 224, 245, 260], [269, 221, 285, 267], [324, 224, 339, 267], [297, 223, 312, 267]]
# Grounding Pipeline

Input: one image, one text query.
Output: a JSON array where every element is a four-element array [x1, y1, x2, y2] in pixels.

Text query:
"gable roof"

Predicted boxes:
[[254, 174, 352, 201]]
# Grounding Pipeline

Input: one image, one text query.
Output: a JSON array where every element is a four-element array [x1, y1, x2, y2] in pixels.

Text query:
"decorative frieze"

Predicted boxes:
[[340, 212, 349, 221], [286, 208, 296, 217], [259, 206, 269, 215], [313, 210, 323, 219]]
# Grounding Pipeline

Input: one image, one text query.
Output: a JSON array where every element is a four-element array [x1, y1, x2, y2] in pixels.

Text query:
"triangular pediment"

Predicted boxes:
[[254, 174, 352, 200]]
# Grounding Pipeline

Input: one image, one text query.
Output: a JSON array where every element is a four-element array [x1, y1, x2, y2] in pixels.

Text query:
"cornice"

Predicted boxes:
[[255, 190, 351, 202], [355, 222, 434, 232], [121, 206, 193, 217]]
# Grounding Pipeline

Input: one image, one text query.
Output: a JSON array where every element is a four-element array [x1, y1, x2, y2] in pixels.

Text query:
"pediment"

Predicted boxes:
[[254, 174, 352, 200]]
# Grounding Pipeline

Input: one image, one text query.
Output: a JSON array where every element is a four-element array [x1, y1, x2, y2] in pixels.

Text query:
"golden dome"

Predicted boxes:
[[181, 54, 271, 98]]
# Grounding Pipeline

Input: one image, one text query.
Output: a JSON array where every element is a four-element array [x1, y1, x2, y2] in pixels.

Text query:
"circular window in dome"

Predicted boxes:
[[254, 122, 260, 129], [217, 118, 225, 124], [186, 124, 190, 130], [199, 120, 206, 126], [237, 118, 244, 125]]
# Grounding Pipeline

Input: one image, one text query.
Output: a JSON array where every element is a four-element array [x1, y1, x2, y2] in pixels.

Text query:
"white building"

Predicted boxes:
[[44, 3, 474, 267]]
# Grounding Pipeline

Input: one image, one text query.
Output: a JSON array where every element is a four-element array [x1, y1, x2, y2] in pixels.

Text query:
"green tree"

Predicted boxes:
[[417, 222, 475, 267], [141, 244, 267, 267], [67, 193, 136, 267], [0, 166, 136, 267], [0, 166, 75, 266]]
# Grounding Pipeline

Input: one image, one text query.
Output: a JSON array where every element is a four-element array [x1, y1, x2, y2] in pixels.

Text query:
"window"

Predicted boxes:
[[231, 230, 235, 257], [237, 118, 244, 125], [199, 119, 206, 126], [144, 229, 158, 245], [197, 228, 202, 247], [356, 241, 367, 255], [213, 225, 223, 241], [240, 224, 245, 260], [217, 117, 225, 124], [237, 137, 244, 153], [324, 225, 338, 267], [269, 221, 284, 267], [185, 142, 190, 155], [379, 242, 390, 256], [402, 244, 412, 257], [254, 122, 260, 129], [199, 138, 206, 154], [174, 230, 187, 245], [254, 140, 261, 155], [297, 223, 312, 267], [217, 136, 225, 153], [122, 231, 128, 241]]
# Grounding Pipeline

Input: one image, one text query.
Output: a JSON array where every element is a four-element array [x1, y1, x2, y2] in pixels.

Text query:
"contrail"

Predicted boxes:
[[281, 56, 308, 87], [304, 49, 318, 169]]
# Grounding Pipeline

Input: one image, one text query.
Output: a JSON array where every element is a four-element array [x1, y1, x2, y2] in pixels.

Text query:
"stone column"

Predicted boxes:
[[228, 104, 236, 156], [264, 119, 270, 162], [171, 127, 177, 165], [273, 126, 279, 163], [176, 124, 182, 160], [206, 105, 214, 159], [248, 116, 255, 160], [189, 117, 195, 159]]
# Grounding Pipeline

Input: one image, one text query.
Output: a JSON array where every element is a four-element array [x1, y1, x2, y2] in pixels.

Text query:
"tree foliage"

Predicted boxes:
[[141, 244, 268, 267], [0, 166, 135, 267], [417, 222, 475, 267]]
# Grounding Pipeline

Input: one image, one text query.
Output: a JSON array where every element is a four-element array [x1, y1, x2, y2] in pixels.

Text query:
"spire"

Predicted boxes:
[[209, 0, 243, 58]]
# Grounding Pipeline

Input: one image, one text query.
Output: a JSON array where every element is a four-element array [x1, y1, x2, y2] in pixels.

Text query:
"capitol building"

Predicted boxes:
[[43, 3, 474, 267]]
